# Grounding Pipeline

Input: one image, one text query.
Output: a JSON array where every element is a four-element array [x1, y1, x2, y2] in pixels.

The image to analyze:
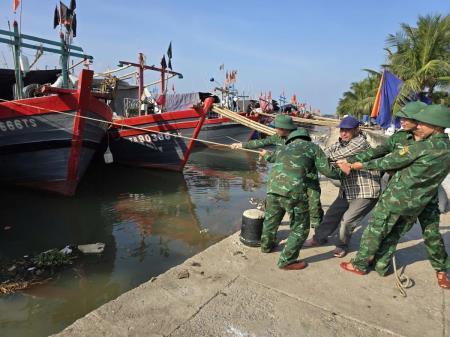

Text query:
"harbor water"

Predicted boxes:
[[0, 148, 269, 337]]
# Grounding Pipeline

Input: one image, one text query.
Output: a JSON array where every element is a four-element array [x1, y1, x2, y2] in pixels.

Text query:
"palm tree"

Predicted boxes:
[[385, 14, 450, 104], [336, 72, 381, 118]]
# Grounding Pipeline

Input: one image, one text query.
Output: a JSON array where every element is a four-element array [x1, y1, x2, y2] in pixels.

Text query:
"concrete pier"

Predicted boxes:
[[54, 181, 450, 337]]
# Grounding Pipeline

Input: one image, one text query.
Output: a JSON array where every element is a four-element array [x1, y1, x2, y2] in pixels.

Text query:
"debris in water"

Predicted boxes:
[[177, 269, 190, 279], [60, 246, 73, 255], [77, 243, 105, 254], [199, 228, 209, 234]]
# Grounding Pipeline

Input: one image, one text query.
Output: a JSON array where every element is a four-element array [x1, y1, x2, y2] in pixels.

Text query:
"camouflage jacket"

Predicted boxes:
[[347, 130, 414, 163], [244, 133, 320, 189], [264, 139, 342, 199], [242, 134, 285, 149], [362, 133, 450, 214]]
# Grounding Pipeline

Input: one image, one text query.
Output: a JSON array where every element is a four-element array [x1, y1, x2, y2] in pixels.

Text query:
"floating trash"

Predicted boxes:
[[77, 243, 106, 254]]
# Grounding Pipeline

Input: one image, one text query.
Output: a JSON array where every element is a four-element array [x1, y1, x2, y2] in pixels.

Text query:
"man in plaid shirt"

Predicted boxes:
[[304, 116, 381, 257]]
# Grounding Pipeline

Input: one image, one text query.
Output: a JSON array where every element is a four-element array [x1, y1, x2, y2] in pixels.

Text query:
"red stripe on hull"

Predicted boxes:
[[66, 70, 92, 190]]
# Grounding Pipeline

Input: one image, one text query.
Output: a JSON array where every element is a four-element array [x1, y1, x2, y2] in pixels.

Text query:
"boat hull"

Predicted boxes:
[[108, 98, 214, 171], [0, 70, 112, 195]]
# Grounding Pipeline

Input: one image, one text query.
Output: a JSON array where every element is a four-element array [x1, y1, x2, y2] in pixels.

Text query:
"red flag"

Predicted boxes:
[[13, 0, 20, 12], [156, 94, 166, 106]]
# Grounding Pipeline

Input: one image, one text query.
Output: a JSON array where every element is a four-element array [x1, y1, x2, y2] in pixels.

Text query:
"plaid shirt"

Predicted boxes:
[[325, 133, 381, 200]]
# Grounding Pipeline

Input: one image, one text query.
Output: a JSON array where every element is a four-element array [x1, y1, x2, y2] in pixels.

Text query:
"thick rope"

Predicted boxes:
[[392, 255, 413, 297], [0, 97, 261, 154]]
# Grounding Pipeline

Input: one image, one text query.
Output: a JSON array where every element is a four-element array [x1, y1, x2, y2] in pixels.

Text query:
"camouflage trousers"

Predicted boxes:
[[307, 185, 323, 228], [352, 199, 449, 274], [261, 193, 310, 268], [368, 199, 449, 275]]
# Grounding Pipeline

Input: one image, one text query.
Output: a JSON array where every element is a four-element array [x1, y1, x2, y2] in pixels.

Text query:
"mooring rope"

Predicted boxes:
[[0, 97, 261, 154], [392, 255, 413, 297]]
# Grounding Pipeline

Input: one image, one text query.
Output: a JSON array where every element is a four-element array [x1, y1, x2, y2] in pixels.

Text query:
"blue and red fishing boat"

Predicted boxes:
[[0, 4, 112, 196]]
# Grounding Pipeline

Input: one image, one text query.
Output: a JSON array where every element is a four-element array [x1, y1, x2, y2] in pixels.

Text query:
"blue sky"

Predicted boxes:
[[0, 0, 449, 114]]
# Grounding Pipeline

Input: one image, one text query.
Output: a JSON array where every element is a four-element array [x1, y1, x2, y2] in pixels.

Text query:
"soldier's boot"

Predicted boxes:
[[280, 260, 307, 270], [437, 272, 450, 289]]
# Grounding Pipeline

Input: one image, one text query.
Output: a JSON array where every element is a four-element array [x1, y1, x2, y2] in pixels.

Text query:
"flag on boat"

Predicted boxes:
[[370, 70, 403, 129], [291, 94, 297, 104], [53, 5, 60, 28], [161, 55, 167, 69], [13, 0, 20, 12], [71, 13, 77, 37], [59, 1, 73, 26], [167, 42, 172, 59]]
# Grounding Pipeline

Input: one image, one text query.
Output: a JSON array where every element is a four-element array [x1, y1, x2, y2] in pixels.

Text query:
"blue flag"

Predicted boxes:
[[375, 71, 403, 129]]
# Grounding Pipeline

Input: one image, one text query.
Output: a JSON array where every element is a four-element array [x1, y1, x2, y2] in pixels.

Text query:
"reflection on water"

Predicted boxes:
[[0, 149, 268, 337]]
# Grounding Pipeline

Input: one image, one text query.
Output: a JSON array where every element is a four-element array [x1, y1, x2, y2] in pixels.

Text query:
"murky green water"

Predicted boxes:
[[0, 149, 269, 337]]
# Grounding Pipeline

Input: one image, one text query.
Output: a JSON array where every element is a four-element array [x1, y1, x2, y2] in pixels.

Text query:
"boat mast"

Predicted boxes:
[[12, 21, 24, 99], [60, 31, 69, 88]]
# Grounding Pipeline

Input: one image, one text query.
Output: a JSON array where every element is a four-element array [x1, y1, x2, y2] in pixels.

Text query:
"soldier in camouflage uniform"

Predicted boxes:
[[231, 115, 324, 228], [346, 102, 426, 164], [345, 101, 448, 277], [339, 104, 450, 289], [259, 129, 343, 270]]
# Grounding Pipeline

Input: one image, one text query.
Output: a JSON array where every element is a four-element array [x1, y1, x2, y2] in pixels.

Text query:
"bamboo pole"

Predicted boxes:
[[212, 106, 276, 135], [258, 111, 340, 127]]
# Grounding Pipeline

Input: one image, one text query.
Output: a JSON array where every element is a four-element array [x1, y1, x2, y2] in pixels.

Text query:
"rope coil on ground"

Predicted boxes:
[[392, 255, 414, 297]]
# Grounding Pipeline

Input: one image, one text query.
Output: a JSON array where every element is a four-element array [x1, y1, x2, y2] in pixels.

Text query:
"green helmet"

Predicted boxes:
[[395, 101, 427, 119], [286, 127, 311, 144], [413, 104, 450, 128], [274, 114, 297, 130]]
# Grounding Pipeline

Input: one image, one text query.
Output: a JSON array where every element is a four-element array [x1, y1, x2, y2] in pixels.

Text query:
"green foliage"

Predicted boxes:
[[336, 71, 381, 118], [386, 14, 450, 106], [33, 249, 72, 268], [336, 14, 450, 116]]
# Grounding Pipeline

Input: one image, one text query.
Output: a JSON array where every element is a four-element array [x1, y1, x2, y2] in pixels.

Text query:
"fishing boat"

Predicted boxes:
[[99, 51, 257, 171], [0, 7, 112, 195], [107, 96, 214, 171]]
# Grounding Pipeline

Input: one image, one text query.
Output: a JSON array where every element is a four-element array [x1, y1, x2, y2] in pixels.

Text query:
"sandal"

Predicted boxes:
[[340, 261, 366, 275], [333, 248, 347, 258], [437, 272, 450, 289]]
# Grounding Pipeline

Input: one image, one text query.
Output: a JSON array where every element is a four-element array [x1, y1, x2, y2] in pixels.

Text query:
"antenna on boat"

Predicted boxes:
[[117, 52, 183, 114]]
